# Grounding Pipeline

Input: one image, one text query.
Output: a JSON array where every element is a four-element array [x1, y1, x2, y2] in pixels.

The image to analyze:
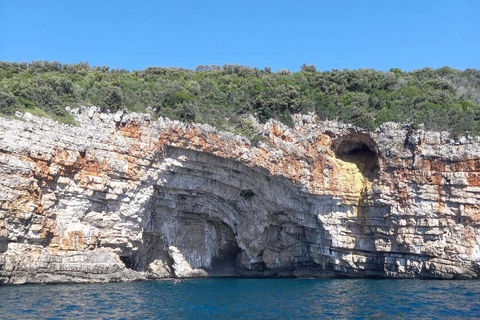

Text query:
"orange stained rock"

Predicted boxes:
[[465, 205, 480, 225], [255, 148, 269, 161], [461, 227, 475, 251], [53, 230, 86, 251], [52, 148, 82, 167], [308, 160, 326, 192], [317, 134, 333, 148], [397, 185, 410, 205], [430, 159, 446, 172], [30, 187, 44, 214], [116, 122, 142, 139], [451, 159, 480, 172], [40, 219, 56, 241], [467, 173, 480, 187], [427, 172, 443, 185], [8, 196, 33, 216], [33, 160, 54, 182], [269, 124, 293, 142]]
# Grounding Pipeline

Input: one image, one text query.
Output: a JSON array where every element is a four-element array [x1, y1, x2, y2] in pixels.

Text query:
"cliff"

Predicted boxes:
[[1, 107, 479, 284]]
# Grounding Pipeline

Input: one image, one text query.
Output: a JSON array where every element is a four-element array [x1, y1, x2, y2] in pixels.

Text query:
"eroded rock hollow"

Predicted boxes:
[[1, 108, 480, 284]]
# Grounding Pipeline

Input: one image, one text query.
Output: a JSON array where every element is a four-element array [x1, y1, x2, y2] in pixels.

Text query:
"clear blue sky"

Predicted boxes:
[[1, 0, 479, 72]]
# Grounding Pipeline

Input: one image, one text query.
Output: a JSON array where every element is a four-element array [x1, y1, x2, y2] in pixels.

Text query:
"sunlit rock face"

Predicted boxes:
[[1, 108, 480, 284]]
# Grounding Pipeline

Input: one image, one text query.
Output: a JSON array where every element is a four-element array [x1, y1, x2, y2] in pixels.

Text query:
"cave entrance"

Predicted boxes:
[[333, 135, 380, 181]]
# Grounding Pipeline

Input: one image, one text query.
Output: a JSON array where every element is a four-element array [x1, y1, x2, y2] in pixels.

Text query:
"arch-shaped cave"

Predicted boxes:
[[332, 133, 380, 181]]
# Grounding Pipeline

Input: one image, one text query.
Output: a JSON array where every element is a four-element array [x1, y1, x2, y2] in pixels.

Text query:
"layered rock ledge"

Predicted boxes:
[[1, 108, 480, 284]]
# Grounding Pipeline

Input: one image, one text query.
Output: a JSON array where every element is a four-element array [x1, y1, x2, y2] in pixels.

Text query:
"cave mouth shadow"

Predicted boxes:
[[333, 136, 380, 182]]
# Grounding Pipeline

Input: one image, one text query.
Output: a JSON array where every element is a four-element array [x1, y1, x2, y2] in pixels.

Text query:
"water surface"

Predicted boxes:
[[1, 279, 479, 319]]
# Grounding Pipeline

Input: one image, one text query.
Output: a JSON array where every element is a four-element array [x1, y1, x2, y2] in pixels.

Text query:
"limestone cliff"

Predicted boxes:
[[1, 107, 480, 284]]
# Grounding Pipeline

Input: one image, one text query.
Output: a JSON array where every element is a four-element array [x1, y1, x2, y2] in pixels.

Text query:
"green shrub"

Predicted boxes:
[[0, 88, 17, 115]]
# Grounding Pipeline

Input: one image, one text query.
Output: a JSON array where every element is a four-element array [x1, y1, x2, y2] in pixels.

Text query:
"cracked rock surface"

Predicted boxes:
[[1, 107, 480, 284]]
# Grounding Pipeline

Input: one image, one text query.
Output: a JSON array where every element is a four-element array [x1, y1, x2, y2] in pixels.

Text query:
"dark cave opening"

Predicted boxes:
[[209, 244, 242, 276], [119, 256, 136, 270], [334, 137, 380, 181]]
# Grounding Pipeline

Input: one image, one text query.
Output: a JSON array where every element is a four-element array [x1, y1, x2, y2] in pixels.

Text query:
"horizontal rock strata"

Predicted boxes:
[[1, 108, 479, 284]]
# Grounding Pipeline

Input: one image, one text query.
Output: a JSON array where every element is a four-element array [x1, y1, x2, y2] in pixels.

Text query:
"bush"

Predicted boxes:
[[0, 88, 17, 115], [104, 87, 124, 110]]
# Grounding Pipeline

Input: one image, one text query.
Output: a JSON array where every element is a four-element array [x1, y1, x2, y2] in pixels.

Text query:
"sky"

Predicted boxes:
[[0, 0, 479, 72]]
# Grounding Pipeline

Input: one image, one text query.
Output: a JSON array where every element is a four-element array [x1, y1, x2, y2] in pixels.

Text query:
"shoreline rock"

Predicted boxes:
[[1, 108, 479, 284]]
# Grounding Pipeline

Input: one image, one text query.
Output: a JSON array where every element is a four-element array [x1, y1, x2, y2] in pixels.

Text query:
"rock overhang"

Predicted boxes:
[[0, 109, 479, 283]]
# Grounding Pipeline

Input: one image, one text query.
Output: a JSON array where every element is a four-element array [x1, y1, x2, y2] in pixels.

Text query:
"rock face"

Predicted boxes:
[[1, 108, 480, 284]]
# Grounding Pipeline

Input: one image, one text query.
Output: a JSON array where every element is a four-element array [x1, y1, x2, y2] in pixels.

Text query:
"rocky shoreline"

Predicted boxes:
[[1, 107, 480, 284]]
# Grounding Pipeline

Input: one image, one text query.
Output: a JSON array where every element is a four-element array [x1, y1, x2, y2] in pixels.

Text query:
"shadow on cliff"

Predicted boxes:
[[104, 137, 393, 278]]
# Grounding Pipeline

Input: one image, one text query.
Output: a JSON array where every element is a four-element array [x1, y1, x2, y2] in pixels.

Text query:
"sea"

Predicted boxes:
[[0, 278, 479, 319]]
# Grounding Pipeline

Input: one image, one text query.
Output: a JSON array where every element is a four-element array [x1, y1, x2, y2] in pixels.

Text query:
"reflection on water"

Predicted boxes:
[[0, 279, 479, 319]]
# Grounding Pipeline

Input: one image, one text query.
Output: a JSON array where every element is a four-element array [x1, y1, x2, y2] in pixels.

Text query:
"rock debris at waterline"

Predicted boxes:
[[1, 107, 480, 284]]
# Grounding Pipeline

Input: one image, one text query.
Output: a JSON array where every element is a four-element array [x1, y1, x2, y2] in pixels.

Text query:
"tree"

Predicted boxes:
[[105, 87, 124, 110], [389, 68, 403, 77], [0, 87, 17, 115], [301, 64, 316, 73]]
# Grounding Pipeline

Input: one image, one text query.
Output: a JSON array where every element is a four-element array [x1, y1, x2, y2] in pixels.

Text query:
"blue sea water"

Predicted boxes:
[[0, 279, 479, 319]]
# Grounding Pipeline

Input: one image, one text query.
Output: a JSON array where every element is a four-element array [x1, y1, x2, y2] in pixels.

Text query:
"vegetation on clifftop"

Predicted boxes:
[[1, 61, 479, 136]]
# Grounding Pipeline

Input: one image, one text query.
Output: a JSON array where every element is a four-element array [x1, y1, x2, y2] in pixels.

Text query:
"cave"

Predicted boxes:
[[119, 256, 136, 269], [333, 134, 380, 181]]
